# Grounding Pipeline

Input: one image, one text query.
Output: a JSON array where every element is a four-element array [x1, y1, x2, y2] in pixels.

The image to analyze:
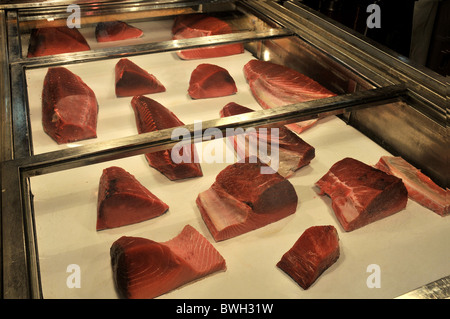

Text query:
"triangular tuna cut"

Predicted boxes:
[[27, 26, 90, 57], [95, 20, 143, 42], [96, 166, 169, 230], [375, 156, 449, 216], [188, 63, 237, 99], [42, 67, 98, 144], [130, 95, 203, 180], [110, 225, 226, 298], [316, 157, 408, 232], [196, 158, 298, 241], [115, 58, 166, 97], [172, 13, 244, 60], [277, 225, 340, 290], [220, 102, 315, 178], [243, 59, 336, 134]]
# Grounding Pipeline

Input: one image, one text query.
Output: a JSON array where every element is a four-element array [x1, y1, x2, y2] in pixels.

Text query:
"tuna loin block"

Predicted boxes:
[[110, 225, 226, 298], [188, 64, 237, 99], [172, 14, 244, 60], [42, 67, 98, 144], [316, 157, 408, 231], [95, 21, 143, 42], [27, 26, 90, 57], [115, 58, 166, 97], [243, 59, 336, 134], [375, 156, 449, 216], [277, 225, 340, 290], [196, 160, 298, 241], [220, 102, 315, 178], [131, 96, 202, 180], [97, 166, 169, 230]]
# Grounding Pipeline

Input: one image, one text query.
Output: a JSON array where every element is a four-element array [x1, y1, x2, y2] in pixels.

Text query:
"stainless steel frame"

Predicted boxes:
[[1, 0, 448, 299]]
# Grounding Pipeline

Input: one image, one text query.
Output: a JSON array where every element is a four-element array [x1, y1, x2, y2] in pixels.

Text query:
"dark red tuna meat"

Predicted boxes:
[[115, 58, 166, 97], [375, 156, 449, 216], [172, 14, 244, 60], [220, 102, 315, 178], [95, 21, 143, 42], [27, 26, 90, 57], [131, 95, 203, 180], [42, 67, 98, 144], [243, 59, 336, 134], [316, 157, 408, 232], [97, 166, 169, 230], [277, 225, 340, 290], [110, 225, 226, 299], [196, 159, 298, 241], [188, 64, 237, 99]]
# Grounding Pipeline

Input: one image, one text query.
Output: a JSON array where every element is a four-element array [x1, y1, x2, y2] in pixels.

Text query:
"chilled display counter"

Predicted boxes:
[[1, 0, 448, 299]]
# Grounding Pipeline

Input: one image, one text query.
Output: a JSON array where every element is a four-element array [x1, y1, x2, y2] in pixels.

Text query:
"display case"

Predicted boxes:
[[1, 0, 448, 299]]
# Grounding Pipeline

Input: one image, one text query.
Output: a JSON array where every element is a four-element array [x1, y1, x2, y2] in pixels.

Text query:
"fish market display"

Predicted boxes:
[[316, 157, 408, 232], [277, 225, 340, 290], [172, 14, 244, 59], [42, 67, 98, 144], [220, 102, 315, 178], [196, 159, 298, 241], [188, 63, 237, 99], [115, 58, 166, 97], [375, 156, 449, 216], [27, 26, 90, 57], [130, 95, 203, 180], [96, 166, 169, 230], [95, 21, 143, 42], [110, 225, 226, 299], [243, 59, 336, 134]]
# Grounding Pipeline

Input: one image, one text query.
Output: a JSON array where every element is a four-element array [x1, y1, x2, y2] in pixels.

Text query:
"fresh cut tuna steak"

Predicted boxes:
[[27, 26, 90, 57], [243, 59, 336, 134], [95, 21, 143, 42], [172, 14, 244, 60], [96, 166, 169, 230], [220, 102, 315, 178], [42, 67, 98, 144], [188, 64, 237, 99], [375, 156, 449, 216], [277, 225, 340, 290], [196, 159, 298, 241], [130, 95, 202, 180], [110, 225, 226, 299], [115, 58, 166, 97], [316, 157, 408, 232]]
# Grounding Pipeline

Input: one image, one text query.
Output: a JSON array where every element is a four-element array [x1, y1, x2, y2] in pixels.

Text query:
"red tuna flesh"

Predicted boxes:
[[220, 102, 315, 178], [196, 159, 298, 241], [115, 58, 166, 97], [95, 21, 143, 42], [42, 67, 98, 144], [110, 225, 226, 299], [375, 156, 449, 216], [188, 64, 237, 99], [130, 96, 202, 180], [277, 225, 340, 290], [27, 26, 90, 57], [243, 59, 336, 134], [97, 166, 169, 230], [316, 157, 408, 232], [172, 14, 244, 60]]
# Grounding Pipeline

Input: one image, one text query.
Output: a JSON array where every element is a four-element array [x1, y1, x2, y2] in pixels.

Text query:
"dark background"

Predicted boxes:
[[295, 0, 449, 76]]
